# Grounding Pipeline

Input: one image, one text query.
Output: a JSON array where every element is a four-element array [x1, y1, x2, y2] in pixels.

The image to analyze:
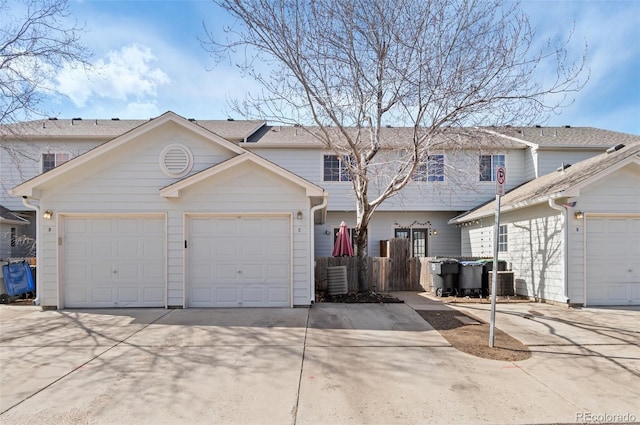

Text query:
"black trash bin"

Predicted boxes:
[[429, 258, 459, 297], [477, 259, 507, 296], [458, 261, 483, 297]]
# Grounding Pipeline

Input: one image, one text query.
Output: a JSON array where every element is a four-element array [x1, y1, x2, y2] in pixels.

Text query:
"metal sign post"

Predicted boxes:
[[489, 166, 506, 348]]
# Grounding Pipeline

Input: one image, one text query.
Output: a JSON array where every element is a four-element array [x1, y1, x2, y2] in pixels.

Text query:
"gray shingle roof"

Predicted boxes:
[[1, 116, 265, 142], [244, 125, 524, 149], [488, 126, 640, 148], [0, 205, 29, 223], [449, 141, 640, 223]]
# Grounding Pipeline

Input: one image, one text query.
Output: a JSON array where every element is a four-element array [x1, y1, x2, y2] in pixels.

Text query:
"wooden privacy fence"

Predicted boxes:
[[315, 240, 500, 292], [314, 256, 432, 292], [315, 239, 434, 292]]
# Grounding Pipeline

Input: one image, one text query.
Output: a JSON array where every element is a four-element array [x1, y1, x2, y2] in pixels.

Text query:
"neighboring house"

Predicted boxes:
[[8, 112, 327, 308], [449, 142, 640, 306], [0, 205, 31, 258], [2, 112, 639, 307]]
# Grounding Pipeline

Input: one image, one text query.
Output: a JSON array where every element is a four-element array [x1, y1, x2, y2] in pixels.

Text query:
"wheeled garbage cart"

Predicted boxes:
[[429, 258, 459, 297], [1, 261, 35, 304]]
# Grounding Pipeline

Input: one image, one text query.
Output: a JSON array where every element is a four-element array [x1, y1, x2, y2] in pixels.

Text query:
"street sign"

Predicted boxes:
[[490, 165, 506, 347], [496, 166, 506, 196]]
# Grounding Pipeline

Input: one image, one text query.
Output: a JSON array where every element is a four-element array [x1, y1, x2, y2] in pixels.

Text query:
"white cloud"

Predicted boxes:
[[52, 44, 170, 107]]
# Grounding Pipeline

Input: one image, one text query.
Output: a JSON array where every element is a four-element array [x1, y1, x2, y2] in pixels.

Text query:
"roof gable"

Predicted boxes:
[[160, 152, 325, 200], [10, 112, 249, 198]]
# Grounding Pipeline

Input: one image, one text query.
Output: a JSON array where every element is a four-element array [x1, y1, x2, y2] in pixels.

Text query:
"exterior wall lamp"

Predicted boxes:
[[574, 211, 584, 220], [296, 211, 303, 220], [43, 210, 53, 220]]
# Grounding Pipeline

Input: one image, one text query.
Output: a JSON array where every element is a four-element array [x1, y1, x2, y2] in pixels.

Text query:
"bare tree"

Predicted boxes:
[[1, 0, 90, 125], [203, 0, 587, 290]]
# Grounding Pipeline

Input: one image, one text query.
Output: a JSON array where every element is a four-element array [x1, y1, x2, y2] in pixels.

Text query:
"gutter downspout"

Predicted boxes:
[[309, 194, 329, 305], [21, 196, 41, 306], [548, 199, 570, 304]]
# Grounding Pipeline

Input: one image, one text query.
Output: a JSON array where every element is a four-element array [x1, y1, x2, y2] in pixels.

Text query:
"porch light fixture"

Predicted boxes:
[[296, 211, 303, 220], [574, 211, 584, 220], [432, 229, 438, 236], [43, 210, 53, 220]]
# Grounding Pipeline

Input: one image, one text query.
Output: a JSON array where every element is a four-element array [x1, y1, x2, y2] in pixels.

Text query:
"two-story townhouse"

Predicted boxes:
[[240, 125, 634, 259], [3, 112, 638, 307]]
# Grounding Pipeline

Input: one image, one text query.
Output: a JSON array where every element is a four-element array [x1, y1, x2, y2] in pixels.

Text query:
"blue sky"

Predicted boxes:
[[38, 0, 640, 134]]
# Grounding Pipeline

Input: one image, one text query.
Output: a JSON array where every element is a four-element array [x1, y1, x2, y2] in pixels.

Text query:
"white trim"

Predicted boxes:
[[159, 143, 193, 178], [583, 213, 588, 307]]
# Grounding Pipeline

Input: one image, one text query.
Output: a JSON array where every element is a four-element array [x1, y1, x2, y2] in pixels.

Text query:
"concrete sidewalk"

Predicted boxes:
[[1, 298, 639, 425]]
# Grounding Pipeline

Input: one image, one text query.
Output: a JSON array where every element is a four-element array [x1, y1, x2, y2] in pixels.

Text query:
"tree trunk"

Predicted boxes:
[[355, 226, 368, 292]]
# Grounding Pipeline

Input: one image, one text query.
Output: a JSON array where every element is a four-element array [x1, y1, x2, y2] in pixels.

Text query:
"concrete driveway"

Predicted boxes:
[[0, 295, 638, 425]]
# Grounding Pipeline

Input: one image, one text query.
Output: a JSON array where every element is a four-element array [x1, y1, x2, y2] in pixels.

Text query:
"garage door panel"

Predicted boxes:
[[215, 263, 239, 280], [118, 288, 139, 302], [188, 215, 291, 307], [92, 288, 113, 303], [268, 264, 289, 280], [267, 288, 288, 304], [63, 216, 165, 308], [92, 264, 113, 280], [586, 217, 640, 306]]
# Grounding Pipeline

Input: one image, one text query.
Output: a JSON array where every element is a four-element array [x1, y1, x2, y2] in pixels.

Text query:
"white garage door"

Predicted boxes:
[[187, 215, 291, 307], [63, 216, 165, 308], [586, 216, 640, 306]]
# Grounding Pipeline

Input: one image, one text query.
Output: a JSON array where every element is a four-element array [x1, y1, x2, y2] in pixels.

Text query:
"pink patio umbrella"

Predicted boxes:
[[332, 221, 354, 257]]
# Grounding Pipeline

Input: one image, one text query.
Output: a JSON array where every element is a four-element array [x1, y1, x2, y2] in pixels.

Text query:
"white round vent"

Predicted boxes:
[[159, 144, 193, 177]]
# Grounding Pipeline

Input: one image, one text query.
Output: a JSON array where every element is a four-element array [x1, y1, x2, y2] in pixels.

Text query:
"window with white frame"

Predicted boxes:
[[479, 154, 505, 181], [498, 225, 508, 252], [42, 153, 70, 172], [395, 228, 428, 257], [323, 154, 352, 182], [413, 154, 445, 182]]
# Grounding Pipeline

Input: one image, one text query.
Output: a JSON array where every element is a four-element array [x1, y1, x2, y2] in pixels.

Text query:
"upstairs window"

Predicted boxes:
[[413, 154, 445, 182], [42, 153, 70, 172], [323, 155, 352, 182], [479, 154, 505, 181]]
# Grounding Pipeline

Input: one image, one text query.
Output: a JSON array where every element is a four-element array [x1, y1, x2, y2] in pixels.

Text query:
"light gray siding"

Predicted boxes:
[[1, 139, 102, 210], [249, 147, 528, 212], [537, 149, 604, 177], [524, 147, 537, 180], [461, 203, 566, 303]]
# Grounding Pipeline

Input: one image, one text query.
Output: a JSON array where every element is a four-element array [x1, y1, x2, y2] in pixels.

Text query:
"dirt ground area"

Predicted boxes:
[[415, 309, 531, 361]]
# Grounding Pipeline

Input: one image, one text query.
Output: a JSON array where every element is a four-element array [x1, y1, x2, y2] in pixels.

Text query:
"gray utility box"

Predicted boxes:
[[488, 271, 515, 296], [458, 261, 483, 297], [477, 259, 507, 296], [429, 259, 459, 297]]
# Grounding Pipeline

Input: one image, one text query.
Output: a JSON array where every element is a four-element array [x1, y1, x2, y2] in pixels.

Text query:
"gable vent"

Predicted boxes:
[[159, 144, 193, 178]]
